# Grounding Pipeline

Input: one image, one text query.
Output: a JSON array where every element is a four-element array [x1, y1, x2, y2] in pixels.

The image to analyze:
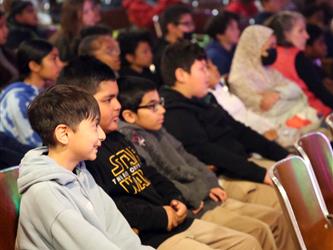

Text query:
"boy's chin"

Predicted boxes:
[[87, 154, 97, 161], [194, 92, 208, 99]]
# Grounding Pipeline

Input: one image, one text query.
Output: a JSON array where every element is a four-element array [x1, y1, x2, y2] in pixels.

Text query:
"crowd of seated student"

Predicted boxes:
[[1, 0, 333, 249], [56, 56, 263, 250], [117, 75, 296, 249]]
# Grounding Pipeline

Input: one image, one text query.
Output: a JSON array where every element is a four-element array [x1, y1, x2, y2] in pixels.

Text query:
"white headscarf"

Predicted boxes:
[[228, 25, 320, 129]]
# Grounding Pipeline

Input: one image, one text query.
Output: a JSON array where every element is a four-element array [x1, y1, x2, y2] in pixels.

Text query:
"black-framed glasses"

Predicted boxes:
[[137, 98, 165, 112], [177, 21, 195, 28]]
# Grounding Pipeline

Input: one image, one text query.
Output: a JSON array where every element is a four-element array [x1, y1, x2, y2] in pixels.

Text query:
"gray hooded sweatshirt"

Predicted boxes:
[[15, 147, 154, 250]]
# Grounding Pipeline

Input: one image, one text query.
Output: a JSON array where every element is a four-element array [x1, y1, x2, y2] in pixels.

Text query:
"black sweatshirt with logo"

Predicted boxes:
[[86, 131, 193, 248]]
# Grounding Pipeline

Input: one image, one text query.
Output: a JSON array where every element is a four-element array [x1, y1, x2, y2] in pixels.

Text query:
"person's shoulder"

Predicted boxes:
[[21, 180, 68, 208], [0, 82, 32, 100], [205, 40, 221, 50]]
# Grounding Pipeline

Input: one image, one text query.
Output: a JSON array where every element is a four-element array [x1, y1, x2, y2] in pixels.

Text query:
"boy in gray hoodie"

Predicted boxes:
[[117, 76, 298, 250], [15, 84, 154, 250]]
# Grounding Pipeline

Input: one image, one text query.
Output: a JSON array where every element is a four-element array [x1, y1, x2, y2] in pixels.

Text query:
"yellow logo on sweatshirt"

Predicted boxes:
[[109, 147, 150, 194]]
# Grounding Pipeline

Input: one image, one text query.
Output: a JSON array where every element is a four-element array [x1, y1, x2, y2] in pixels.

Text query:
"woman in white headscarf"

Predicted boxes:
[[228, 25, 320, 135]]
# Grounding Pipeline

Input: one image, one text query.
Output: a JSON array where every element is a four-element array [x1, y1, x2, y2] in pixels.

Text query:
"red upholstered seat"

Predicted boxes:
[[0, 166, 20, 250]]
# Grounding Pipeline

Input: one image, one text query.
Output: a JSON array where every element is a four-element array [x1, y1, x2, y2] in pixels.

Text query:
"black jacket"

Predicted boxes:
[[160, 87, 289, 183], [296, 52, 333, 109], [86, 131, 192, 248], [6, 21, 45, 50], [0, 132, 32, 169]]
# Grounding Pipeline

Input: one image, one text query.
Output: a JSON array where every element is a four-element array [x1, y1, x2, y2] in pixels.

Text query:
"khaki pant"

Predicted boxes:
[[201, 199, 298, 250], [221, 178, 280, 208], [157, 219, 261, 250], [220, 158, 280, 208]]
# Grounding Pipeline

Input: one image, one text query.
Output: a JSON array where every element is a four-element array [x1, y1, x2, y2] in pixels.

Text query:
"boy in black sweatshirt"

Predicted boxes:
[[57, 56, 261, 250], [159, 40, 289, 208]]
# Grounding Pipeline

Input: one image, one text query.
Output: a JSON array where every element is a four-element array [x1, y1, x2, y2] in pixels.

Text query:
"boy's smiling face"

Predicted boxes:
[[67, 118, 106, 161], [93, 80, 121, 133], [124, 90, 165, 131]]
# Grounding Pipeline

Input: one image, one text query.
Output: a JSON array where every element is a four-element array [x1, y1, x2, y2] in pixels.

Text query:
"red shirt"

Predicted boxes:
[[272, 46, 331, 116], [226, 0, 258, 18]]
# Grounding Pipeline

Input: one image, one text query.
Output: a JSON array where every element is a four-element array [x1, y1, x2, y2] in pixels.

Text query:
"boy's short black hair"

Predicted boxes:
[[56, 56, 116, 94], [204, 11, 239, 39], [118, 30, 152, 66], [28, 84, 100, 147], [8, 0, 33, 20], [80, 25, 112, 39], [161, 40, 206, 86], [306, 24, 324, 46], [160, 4, 192, 35], [118, 76, 157, 118]]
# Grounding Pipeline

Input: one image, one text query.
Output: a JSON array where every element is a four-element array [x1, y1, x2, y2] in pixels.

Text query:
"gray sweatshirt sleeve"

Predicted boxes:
[[51, 209, 123, 250], [165, 130, 220, 189]]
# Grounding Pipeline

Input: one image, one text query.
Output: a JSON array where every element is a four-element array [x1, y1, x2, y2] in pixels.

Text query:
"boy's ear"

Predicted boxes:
[[125, 54, 135, 64], [175, 67, 187, 83], [54, 124, 70, 145], [121, 110, 137, 124], [28, 61, 41, 73]]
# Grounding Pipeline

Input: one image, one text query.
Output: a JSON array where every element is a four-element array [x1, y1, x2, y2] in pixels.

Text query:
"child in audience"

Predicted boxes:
[[206, 60, 281, 144], [254, 0, 285, 24], [57, 56, 261, 250], [117, 75, 297, 250], [118, 30, 161, 85], [266, 10, 332, 115], [6, 1, 46, 50], [50, 0, 100, 62], [0, 39, 63, 147], [154, 4, 195, 77], [0, 10, 18, 89], [78, 33, 121, 77], [160, 40, 288, 208], [16, 84, 153, 249], [205, 11, 240, 75], [303, 24, 333, 97]]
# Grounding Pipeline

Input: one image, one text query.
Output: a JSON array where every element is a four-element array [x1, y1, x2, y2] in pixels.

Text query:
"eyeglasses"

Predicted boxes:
[[177, 21, 195, 28], [137, 98, 165, 112], [105, 47, 120, 56]]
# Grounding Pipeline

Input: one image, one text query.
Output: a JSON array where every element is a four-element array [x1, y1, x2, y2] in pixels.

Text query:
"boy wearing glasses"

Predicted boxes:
[[154, 4, 195, 80], [58, 56, 261, 250]]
